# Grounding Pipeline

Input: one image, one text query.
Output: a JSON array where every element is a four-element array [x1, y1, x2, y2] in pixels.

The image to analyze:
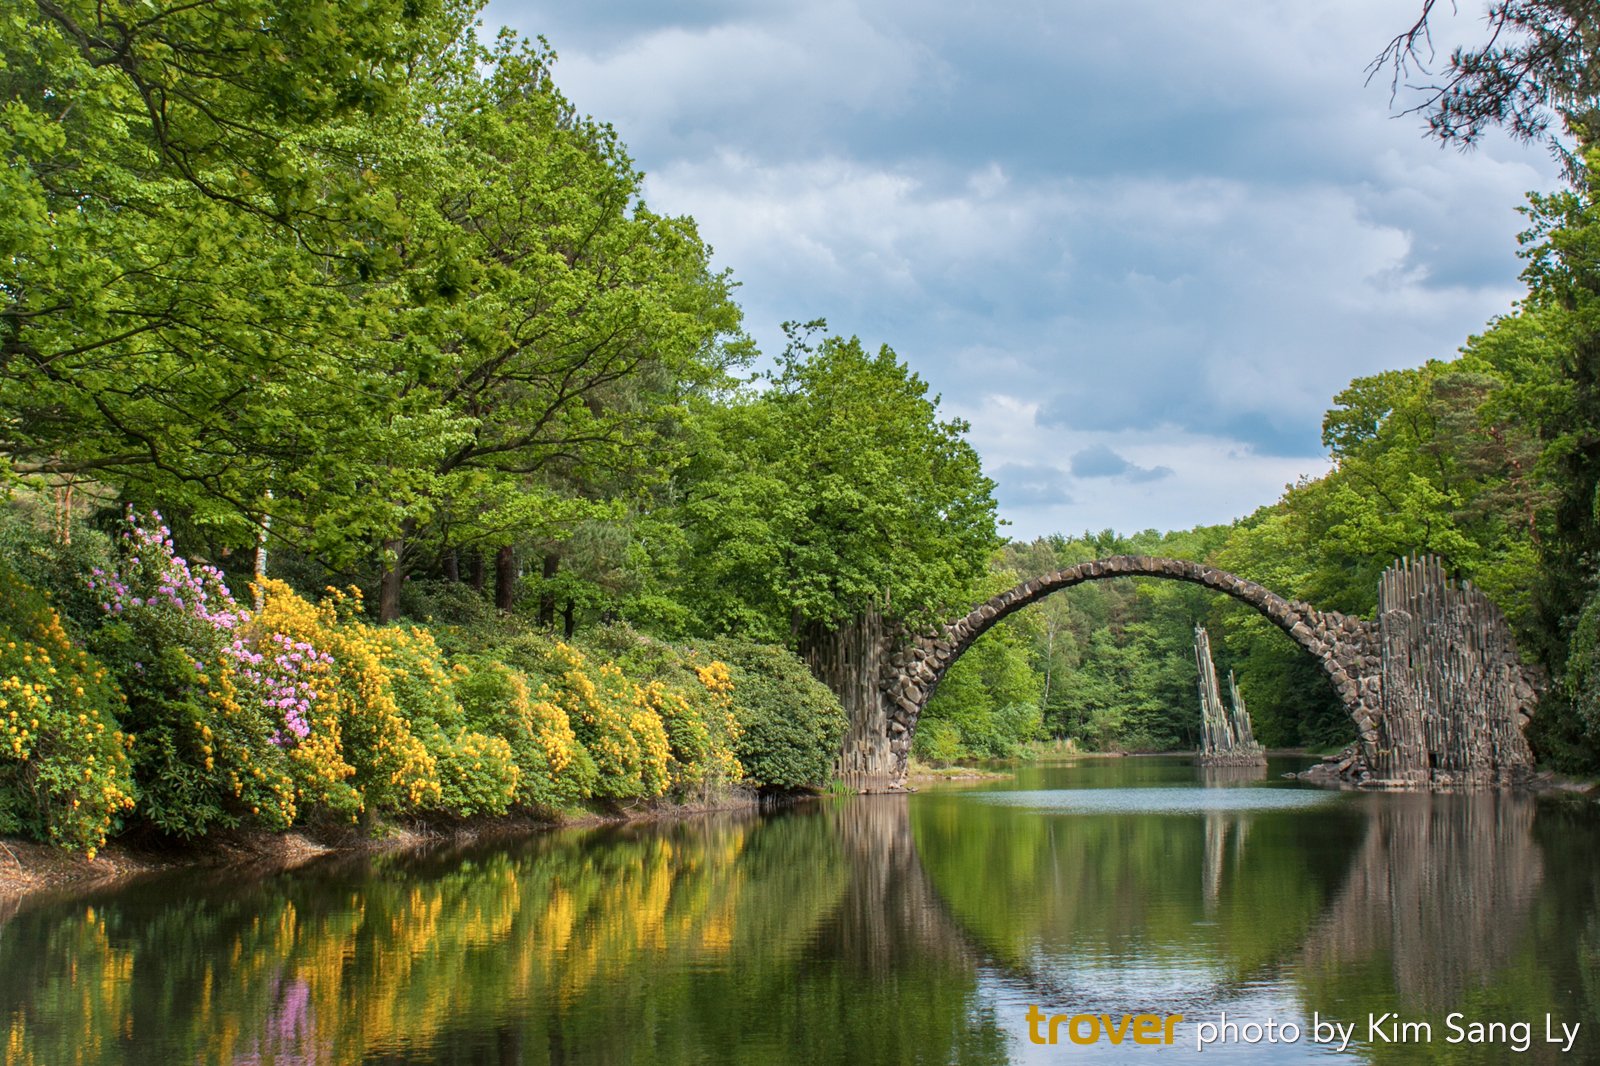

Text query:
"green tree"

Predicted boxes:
[[1, 1, 479, 546], [918, 559, 1042, 760], [658, 324, 1000, 643], [361, 35, 749, 619], [2, 7, 747, 620]]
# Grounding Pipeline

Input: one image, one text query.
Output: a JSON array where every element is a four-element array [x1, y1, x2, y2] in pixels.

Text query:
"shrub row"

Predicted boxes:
[[0, 511, 846, 852]]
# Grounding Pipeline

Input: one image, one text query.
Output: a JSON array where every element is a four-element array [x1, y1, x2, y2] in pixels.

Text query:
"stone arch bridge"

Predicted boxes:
[[819, 555, 1539, 793]]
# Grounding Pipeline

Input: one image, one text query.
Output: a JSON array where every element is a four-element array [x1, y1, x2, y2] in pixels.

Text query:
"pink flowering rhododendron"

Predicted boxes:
[[91, 509, 332, 744]]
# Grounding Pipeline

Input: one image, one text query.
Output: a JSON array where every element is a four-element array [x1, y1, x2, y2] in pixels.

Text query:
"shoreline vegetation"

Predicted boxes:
[[8, 749, 1592, 905], [0, 506, 849, 877], [0, 790, 764, 900]]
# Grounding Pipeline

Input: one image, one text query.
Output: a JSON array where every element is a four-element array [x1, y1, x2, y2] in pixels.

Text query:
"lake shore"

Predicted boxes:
[[0, 790, 762, 902]]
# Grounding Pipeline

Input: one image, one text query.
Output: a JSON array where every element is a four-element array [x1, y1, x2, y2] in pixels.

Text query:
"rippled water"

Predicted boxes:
[[1, 756, 1596, 1064]]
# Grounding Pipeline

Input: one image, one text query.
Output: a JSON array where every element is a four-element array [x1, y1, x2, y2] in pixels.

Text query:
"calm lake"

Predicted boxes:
[[2, 756, 1597, 1064]]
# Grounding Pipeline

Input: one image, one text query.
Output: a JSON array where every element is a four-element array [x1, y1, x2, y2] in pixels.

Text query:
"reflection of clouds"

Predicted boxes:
[[972, 787, 1338, 815]]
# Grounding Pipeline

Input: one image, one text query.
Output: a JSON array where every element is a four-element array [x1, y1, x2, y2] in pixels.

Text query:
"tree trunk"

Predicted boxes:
[[538, 552, 559, 629], [253, 488, 273, 611], [563, 600, 576, 639], [468, 550, 485, 592], [378, 518, 416, 624], [443, 549, 460, 583], [1041, 622, 1055, 715], [379, 536, 405, 624], [495, 545, 517, 613]]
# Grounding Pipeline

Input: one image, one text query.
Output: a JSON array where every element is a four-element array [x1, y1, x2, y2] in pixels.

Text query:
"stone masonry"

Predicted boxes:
[[845, 555, 1538, 790]]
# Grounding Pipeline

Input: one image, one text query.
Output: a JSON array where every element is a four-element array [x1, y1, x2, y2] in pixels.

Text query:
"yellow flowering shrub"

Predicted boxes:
[[365, 622, 531, 819], [256, 581, 437, 816], [433, 729, 519, 817], [0, 564, 135, 854], [544, 643, 669, 800], [636, 667, 742, 794], [370, 623, 460, 727], [454, 657, 593, 809], [256, 582, 536, 821]]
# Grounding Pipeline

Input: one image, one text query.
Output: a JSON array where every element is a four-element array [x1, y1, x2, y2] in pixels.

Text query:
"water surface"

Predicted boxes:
[[2, 756, 1596, 1064]]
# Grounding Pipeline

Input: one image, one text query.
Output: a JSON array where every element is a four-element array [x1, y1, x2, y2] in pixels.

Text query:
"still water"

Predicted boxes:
[[1, 757, 1597, 1065]]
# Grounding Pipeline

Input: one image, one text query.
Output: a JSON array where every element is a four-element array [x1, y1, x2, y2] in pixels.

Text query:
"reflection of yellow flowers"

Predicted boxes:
[[0, 811, 846, 1066]]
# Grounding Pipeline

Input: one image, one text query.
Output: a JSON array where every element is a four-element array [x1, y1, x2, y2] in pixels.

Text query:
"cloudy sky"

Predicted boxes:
[[483, 0, 1558, 540]]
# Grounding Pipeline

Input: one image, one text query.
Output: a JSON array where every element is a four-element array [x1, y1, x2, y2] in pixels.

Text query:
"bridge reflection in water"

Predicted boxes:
[[0, 766, 1593, 1065]]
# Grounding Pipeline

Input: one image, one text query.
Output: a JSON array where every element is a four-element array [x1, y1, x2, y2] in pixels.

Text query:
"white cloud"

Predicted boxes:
[[529, 2, 941, 160]]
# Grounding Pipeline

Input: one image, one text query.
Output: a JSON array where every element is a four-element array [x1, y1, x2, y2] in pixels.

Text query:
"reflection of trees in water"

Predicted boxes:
[[912, 789, 1366, 987], [1298, 794, 1543, 1014], [910, 781, 1598, 1050], [0, 803, 1011, 1066], [823, 795, 975, 974], [0, 790, 1583, 1066]]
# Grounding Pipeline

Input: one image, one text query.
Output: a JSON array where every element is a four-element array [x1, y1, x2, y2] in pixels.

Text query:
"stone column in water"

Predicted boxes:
[[1195, 626, 1265, 767]]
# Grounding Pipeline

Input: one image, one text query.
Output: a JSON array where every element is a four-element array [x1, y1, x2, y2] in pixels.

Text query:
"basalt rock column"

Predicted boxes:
[[1372, 556, 1537, 788], [806, 606, 899, 792], [1195, 626, 1265, 767]]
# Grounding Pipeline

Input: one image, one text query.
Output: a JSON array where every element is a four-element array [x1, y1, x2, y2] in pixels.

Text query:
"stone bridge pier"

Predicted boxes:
[[829, 555, 1538, 793]]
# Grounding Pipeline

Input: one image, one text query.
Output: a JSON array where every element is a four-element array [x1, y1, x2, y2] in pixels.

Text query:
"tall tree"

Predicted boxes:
[[1, 0, 480, 545], [359, 35, 748, 619], [656, 324, 1000, 643]]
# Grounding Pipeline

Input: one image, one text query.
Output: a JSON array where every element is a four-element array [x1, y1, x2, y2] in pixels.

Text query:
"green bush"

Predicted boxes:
[[0, 497, 116, 640], [702, 639, 845, 790], [1546, 586, 1600, 771], [912, 719, 964, 764]]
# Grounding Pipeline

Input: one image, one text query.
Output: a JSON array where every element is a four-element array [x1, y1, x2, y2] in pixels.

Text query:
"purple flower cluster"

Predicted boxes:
[[232, 632, 331, 746], [89, 508, 241, 630], [91, 509, 333, 746]]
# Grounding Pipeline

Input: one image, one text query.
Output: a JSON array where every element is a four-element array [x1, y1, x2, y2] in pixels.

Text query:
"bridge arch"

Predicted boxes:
[[872, 556, 1384, 787]]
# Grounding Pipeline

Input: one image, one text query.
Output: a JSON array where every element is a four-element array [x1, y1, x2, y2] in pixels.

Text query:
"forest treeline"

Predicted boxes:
[[7, 2, 1600, 850]]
